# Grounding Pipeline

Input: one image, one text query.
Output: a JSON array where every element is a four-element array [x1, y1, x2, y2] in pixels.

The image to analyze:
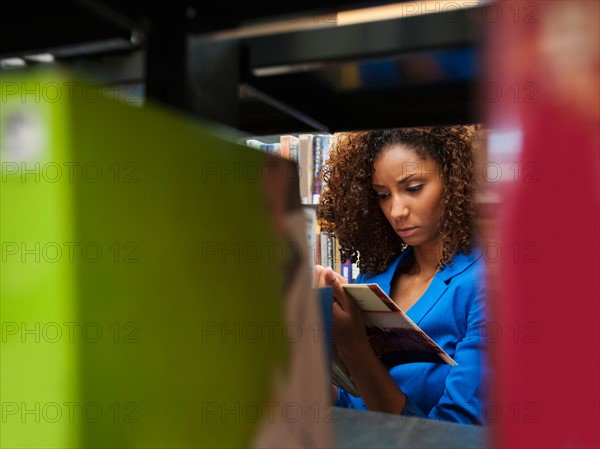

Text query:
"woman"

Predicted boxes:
[[315, 125, 489, 424]]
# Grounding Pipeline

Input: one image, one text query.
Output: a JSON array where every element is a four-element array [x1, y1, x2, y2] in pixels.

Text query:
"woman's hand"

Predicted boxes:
[[321, 270, 408, 414], [322, 268, 370, 360], [314, 264, 346, 287]]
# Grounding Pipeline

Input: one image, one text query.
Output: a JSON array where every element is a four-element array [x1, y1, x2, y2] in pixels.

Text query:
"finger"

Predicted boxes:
[[332, 299, 343, 314], [334, 285, 361, 316], [314, 265, 325, 287], [334, 288, 352, 312], [324, 268, 344, 298], [326, 271, 354, 312], [332, 299, 347, 327], [336, 273, 347, 284], [331, 300, 341, 325], [324, 267, 340, 286], [325, 268, 347, 285], [323, 268, 358, 315]]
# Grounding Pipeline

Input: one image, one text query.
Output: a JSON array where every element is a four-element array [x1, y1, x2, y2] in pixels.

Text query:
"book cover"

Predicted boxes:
[[1, 69, 333, 448], [330, 283, 457, 397]]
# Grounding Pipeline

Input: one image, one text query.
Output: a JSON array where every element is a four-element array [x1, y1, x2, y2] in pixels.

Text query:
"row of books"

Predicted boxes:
[[244, 134, 332, 205], [245, 134, 359, 282], [303, 206, 359, 284]]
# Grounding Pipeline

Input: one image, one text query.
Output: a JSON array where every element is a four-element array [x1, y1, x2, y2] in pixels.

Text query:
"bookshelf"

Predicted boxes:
[[1, 2, 484, 134], [238, 5, 483, 134], [241, 132, 359, 280]]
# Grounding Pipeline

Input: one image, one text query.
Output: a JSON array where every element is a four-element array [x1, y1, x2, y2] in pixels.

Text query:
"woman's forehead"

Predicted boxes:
[[373, 145, 440, 177]]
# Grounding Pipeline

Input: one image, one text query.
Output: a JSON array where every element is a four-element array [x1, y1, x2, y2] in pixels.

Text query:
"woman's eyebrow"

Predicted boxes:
[[398, 173, 417, 183], [372, 173, 417, 188]]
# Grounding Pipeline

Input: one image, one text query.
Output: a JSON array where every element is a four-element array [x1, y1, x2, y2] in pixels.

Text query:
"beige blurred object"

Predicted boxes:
[[538, 1, 600, 122], [253, 157, 335, 448]]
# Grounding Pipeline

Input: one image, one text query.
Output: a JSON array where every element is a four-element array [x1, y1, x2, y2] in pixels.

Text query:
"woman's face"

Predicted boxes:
[[371, 145, 444, 248]]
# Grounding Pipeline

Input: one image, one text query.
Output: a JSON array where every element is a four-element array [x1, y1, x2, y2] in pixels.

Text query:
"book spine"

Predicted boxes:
[[334, 237, 341, 275], [319, 233, 335, 269], [279, 135, 291, 159], [341, 259, 353, 283], [312, 135, 324, 204], [289, 137, 300, 164], [302, 205, 318, 283], [245, 139, 264, 149], [272, 143, 281, 157], [298, 134, 314, 205], [312, 134, 332, 204], [351, 261, 360, 283], [321, 134, 331, 166], [315, 232, 321, 265], [329, 235, 335, 272]]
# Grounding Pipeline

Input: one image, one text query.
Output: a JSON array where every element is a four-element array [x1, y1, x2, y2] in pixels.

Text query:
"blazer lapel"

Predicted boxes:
[[407, 246, 483, 325], [406, 276, 449, 325]]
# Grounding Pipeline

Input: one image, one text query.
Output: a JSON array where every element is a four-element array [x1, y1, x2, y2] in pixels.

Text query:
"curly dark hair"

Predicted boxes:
[[316, 125, 480, 275]]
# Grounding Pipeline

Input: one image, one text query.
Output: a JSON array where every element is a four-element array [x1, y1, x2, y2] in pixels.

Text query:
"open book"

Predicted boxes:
[[331, 283, 457, 397]]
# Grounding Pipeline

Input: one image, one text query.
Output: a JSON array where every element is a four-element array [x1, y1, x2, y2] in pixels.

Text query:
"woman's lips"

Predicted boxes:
[[397, 227, 417, 237]]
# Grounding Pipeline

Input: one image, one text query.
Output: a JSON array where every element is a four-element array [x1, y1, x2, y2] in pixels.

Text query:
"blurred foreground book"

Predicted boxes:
[[485, 1, 599, 447], [0, 69, 333, 448]]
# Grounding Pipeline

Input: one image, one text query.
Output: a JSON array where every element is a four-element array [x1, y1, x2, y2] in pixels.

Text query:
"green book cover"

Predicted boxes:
[[1, 68, 299, 448]]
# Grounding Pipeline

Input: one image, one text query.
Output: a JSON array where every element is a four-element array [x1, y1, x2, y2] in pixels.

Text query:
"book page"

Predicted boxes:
[[340, 284, 401, 312]]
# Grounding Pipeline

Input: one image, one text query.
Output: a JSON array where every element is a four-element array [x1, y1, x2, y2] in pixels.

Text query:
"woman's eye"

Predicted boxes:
[[376, 193, 389, 200], [407, 185, 423, 192]]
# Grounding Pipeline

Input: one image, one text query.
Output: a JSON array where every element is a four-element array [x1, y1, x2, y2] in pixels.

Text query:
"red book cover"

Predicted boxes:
[[484, 1, 599, 447]]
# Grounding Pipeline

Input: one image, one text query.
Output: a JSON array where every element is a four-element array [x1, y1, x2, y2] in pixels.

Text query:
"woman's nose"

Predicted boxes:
[[389, 195, 408, 219]]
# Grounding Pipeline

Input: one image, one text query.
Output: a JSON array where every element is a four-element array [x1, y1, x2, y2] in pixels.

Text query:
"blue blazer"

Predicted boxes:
[[336, 245, 490, 424]]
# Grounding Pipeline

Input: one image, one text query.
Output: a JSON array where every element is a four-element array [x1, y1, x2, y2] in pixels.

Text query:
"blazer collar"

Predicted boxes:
[[363, 245, 483, 324], [367, 245, 482, 288], [436, 245, 483, 283]]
